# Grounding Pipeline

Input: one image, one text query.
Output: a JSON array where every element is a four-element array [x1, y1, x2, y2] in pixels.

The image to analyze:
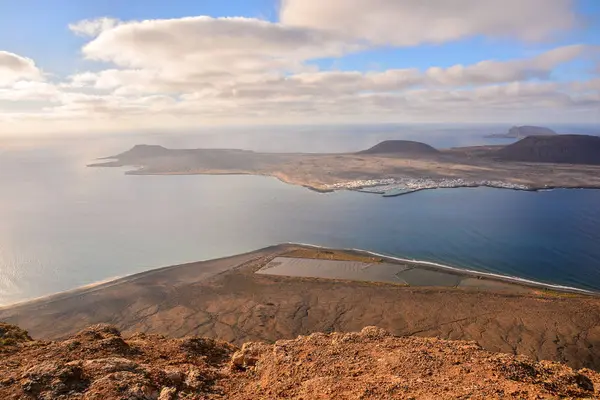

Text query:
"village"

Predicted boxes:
[[325, 177, 532, 195]]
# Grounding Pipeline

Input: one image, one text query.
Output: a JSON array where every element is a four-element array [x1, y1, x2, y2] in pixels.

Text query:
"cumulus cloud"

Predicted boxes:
[[80, 16, 357, 78], [425, 45, 590, 86], [0, 51, 43, 86], [65, 43, 589, 100], [280, 0, 578, 46], [0, 81, 59, 101], [1, 9, 597, 134], [68, 17, 121, 37]]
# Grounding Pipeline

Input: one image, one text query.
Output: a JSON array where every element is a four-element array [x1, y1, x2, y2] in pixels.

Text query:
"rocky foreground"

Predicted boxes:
[[1, 323, 599, 399]]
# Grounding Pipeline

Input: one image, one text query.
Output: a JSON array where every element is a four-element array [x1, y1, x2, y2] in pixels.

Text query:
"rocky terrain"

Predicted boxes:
[[1, 323, 599, 399]]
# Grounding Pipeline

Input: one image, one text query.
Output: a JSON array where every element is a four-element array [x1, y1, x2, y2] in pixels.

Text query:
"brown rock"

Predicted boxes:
[[231, 342, 264, 370], [158, 386, 177, 400], [82, 357, 139, 373], [0, 322, 32, 348], [162, 368, 183, 385], [1, 323, 599, 399]]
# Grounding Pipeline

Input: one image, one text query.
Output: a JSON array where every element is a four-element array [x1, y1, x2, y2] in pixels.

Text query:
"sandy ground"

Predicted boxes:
[[2, 245, 600, 371]]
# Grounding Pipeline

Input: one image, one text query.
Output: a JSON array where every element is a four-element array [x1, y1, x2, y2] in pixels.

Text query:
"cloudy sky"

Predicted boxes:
[[0, 0, 599, 134]]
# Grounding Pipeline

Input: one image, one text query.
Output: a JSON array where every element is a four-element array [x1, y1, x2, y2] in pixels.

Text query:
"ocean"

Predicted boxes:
[[1, 124, 600, 305]]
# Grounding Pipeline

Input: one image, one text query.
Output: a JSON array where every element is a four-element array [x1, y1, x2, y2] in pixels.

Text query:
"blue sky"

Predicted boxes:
[[2, 0, 598, 77], [0, 0, 598, 133], [0, 1, 276, 74]]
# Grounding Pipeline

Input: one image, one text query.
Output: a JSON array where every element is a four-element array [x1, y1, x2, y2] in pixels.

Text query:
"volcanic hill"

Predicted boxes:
[[357, 140, 440, 155], [495, 134, 600, 165]]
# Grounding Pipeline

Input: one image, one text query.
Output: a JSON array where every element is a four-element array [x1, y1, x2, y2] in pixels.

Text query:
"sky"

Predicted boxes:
[[0, 0, 599, 135]]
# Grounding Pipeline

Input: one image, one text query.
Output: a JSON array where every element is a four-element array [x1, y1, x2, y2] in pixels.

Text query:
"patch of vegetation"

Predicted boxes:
[[284, 248, 384, 263], [533, 289, 585, 299]]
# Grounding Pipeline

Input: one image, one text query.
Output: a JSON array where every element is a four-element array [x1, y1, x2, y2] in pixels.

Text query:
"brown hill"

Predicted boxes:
[[1, 323, 598, 399], [357, 140, 440, 156], [110, 144, 172, 160], [495, 134, 600, 165]]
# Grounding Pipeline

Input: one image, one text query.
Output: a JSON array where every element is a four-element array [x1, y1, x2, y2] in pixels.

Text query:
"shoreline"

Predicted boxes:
[[2, 243, 596, 310], [113, 167, 600, 197], [0, 246, 280, 310], [3, 243, 600, 370], [284, 243, 598, 296]]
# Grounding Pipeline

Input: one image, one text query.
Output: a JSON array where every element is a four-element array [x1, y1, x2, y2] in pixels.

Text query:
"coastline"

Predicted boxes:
[[286, 243, 597, 295], [0, 246, 280, 310], [112, 166, 600, 197], [3, 243, 600, 371], [2, 243, 595, 311], [87, 139, 600, 199]]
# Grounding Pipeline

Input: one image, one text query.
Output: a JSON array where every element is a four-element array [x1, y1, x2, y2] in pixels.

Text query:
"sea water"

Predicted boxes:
[[1, 125, 600, 305]]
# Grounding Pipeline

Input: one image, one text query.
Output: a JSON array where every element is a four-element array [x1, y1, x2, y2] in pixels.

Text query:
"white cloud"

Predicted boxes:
[[80, 16, 357, 78], [0, 51, 43, 86], [61, 16, 365, 98], [68, 17, 121, 37], [572, 78, 600, 92], [280, 0, 578, 46], [1, 10, 597, 134], [0, 81, 59, 101], [65, 44, 588, 100], [425, 45, 590, 86]]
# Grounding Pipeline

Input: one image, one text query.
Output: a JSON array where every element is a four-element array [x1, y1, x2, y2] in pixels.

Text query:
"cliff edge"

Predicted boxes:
[[1, 323, 598, 399]]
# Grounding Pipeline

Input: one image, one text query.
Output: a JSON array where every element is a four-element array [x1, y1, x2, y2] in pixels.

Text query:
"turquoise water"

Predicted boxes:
[[1, 127, 600, 304]]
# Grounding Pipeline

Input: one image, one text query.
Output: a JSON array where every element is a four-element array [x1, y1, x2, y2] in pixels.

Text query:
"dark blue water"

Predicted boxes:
[[1, 126, 600, 304]]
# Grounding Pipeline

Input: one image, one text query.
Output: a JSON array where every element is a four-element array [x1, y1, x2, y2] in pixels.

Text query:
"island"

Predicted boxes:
[[89, 135, 600, 196], [485, 125, 558, 139]]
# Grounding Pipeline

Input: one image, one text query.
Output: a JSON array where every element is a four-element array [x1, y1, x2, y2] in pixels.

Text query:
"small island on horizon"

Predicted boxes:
[[90, 134, 600, 196], [484, 125, 558, 139]]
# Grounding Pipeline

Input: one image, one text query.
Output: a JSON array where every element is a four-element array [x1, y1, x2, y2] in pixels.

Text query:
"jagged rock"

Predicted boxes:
[[182, 368, 199, 389], [158, 386, 177, 400], [85, 371, 157, 400], [83, 357, 139, 373], [359, 325, 391, 339], [231, 342, 263, 370], [75, 324, 122, 340], [22, 360, 89, 397], [179, 336, 235, 364], [162, 368, 183, 385]]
